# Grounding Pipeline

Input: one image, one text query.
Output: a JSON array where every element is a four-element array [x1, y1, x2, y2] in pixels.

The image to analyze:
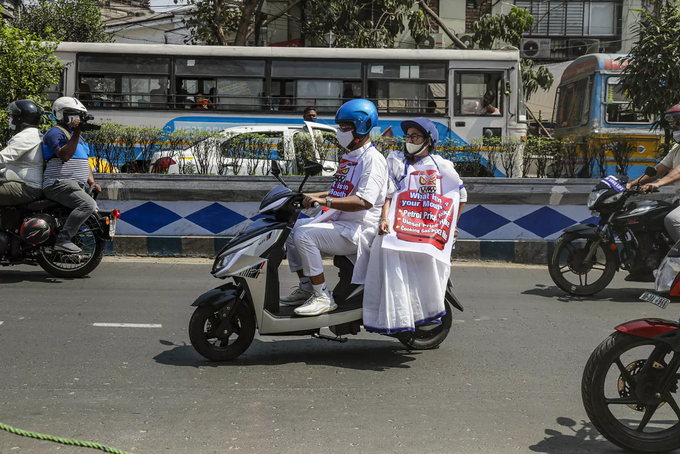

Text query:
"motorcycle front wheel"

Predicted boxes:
[[582, 331, 680, 453], [189, 303, 256, 361], [548, 233, 617, 296]]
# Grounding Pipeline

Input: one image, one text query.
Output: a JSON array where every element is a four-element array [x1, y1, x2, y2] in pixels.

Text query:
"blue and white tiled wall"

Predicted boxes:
[[97, 201, 597, 240]]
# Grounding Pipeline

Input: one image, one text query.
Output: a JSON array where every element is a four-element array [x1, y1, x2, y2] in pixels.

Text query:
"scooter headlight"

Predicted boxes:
[[587, 189, 607, 209]]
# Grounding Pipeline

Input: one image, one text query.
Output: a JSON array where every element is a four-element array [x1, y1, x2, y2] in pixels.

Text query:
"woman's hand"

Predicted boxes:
[[379, 218, 390, 235], [454, 227, 459, 238]]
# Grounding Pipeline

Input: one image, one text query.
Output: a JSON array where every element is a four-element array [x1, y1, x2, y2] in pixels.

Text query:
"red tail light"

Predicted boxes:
[[670, 273, 680, 297], [152, 157, 176, 173], [111, 209, 121, 220]]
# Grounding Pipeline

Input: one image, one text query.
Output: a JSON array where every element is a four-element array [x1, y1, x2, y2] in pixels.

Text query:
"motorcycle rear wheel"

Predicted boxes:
[[548, 233, 617, 296], [399, 303, 453, 350], [582, 331, 680, 453]]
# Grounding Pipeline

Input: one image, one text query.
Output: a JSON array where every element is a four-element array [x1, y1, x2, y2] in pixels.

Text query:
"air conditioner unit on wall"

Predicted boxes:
[[417, 33, 445, 49], [569, 39, 600, 58], [456, 33, 477, 49], [521, 38, 551, 59]]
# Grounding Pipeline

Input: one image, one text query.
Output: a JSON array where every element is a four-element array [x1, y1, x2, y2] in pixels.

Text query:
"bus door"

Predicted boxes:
[[451, 69, 507, 144]]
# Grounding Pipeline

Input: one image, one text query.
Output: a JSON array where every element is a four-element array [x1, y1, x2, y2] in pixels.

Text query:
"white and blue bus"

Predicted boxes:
[[50, 42, 527, 148]]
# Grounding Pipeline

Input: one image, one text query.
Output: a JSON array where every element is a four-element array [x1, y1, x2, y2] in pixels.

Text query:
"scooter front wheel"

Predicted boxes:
[[399, 303, 453, 350], [189, 303, 256, 361]]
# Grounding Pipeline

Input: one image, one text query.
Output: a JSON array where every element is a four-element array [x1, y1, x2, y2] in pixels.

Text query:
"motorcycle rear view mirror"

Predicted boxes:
[[644, 166, 658, 178]]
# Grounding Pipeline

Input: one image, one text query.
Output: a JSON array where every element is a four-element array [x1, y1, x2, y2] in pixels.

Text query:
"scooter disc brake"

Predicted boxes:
[[617, 359, 666, 411]]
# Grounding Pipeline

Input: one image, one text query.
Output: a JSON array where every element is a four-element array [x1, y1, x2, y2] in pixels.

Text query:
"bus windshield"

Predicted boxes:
[[605, 77, 653, 124], [555, 77, 591, 128]]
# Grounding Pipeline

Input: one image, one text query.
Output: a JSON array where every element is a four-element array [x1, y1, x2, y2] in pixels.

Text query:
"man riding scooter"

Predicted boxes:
[[280, 99, 388, 316]]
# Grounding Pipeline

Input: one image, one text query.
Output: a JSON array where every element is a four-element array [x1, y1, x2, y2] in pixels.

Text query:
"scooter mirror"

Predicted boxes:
[[270, 160, 282, 176], [644, 166, 658, 177], [303, 161, 323, 176]]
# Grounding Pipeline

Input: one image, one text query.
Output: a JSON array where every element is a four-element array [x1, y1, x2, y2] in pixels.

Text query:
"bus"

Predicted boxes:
[[553, 54, 662, 178], [49, 42, 527, 157]]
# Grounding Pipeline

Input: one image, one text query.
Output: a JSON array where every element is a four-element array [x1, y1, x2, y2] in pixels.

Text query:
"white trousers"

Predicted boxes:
[[665, 206, 680, 243], [287, 218, 356, 277]]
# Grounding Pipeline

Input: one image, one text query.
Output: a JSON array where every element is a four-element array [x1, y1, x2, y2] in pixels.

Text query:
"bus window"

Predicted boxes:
[[367, 63, 447, 114], [47, 72, 65, 102], [555, 77, 591, 128], [175, 59, 265, 111], [454, 72, 503, 116], [605, 77, 652, 124], [271, 61, 361, 113], [78, 54, 171, 109]]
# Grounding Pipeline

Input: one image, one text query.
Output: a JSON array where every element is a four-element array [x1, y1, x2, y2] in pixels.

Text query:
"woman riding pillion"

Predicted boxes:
[[358, 117, 467, 334], [280, 99, 388, 316]]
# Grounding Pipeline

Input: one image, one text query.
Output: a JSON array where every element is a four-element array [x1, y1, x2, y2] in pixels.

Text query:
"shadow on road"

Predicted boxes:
[[154, 338, 420, 371], [523, 284, 647, 303], [0, 270, 62, 284], [529, 417, 617, 454]]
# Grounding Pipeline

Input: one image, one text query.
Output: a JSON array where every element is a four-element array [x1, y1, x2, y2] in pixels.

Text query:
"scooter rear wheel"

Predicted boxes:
[[399, 303, 453, 350], [189, 303, 256, 361]]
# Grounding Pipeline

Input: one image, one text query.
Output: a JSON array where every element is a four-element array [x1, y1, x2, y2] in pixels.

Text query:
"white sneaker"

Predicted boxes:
[[294, 292, 337, 316], [280, 286, 313, 306]]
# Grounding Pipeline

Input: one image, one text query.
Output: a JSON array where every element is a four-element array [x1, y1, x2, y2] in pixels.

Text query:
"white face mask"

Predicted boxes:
[[8, 118, 15, 130], [336, 130, 355, 149], [673, 130, 680, 143], [405, 142, 428, 157]]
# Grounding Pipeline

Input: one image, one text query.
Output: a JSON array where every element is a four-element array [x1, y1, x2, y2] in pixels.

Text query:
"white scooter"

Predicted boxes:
[[188, 160, 464, 361]]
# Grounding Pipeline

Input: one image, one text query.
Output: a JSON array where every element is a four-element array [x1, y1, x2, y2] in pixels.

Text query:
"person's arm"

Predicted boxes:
[[55, 120, 81, 162], [643, 163, 680, 192], [628, 163, 671, 189], [303, 194, 371, 212], [0, 136, 20, 169], [379, 198, 392, 235], [304, 191, 329, 199], [87, 167, 101, 193]]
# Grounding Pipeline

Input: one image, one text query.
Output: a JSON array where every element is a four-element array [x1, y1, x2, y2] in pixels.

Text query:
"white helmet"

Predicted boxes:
[[52, 97, 87, 121]]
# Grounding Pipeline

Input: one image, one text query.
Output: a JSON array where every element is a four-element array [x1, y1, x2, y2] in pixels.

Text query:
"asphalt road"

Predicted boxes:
[[0, 258, 672, 454]]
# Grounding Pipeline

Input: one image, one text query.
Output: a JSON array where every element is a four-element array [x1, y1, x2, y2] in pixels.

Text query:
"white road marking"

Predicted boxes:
[[92, 323, 162, 328], [0, 321, 3, 326]]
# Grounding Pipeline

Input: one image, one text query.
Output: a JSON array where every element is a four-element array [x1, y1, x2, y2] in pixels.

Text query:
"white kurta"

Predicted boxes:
[[362, 152, 465, 333]]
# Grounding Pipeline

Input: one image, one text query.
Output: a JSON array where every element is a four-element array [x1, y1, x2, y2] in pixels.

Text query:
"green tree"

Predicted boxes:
[[471, 6, 554, 101], [303, 0, 429, 48], [176, 0, 242, 45], [617, 0, 680, 131], [13, 0, 112, 43], [0, 19, 64, 146]]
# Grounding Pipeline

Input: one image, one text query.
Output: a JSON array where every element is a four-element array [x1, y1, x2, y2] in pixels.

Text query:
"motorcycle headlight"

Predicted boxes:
[[602, 192, 624, 205], [587, 189, 608, 209], [213, 245, 248, 274], [655, 257, 680, 293]]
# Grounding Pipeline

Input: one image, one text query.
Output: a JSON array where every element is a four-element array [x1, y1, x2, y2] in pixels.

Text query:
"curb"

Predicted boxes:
[[105, 236, 555, 265]]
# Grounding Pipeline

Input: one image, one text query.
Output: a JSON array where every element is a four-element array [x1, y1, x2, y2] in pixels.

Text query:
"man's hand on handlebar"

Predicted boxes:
[[302, 194, 323, 209], [642, 182, 661, 193]]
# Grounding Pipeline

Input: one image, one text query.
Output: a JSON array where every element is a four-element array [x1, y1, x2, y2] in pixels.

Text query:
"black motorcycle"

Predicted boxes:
[[0, 193, 120, 278], [549, 167, 675, 296]]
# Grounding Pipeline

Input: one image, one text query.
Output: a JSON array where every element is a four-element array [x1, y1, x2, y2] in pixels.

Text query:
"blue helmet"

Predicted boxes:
[[401, 117, 439, 146], [334, 99, 378, 136]]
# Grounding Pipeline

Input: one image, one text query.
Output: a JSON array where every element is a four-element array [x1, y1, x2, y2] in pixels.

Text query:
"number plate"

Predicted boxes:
[[109, 217, 117, 238], [640, 291, 670, 309]]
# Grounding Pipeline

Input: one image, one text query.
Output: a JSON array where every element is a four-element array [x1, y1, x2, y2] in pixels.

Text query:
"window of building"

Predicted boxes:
[[515, 1, 618, 36], [605, 77, 652, 124], [555, 77, 592, 128], [367, 63, 447, 115], [454, 72, 503, 116]]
